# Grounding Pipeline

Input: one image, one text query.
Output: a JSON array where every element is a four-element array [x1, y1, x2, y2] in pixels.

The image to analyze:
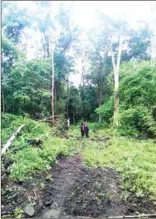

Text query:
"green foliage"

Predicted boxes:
[[2, 114, 74, 181], [1, 3, 156, 211], [14, 208, 24, 218], [118, 106, 156, 137], [121, 24, 151, 62], [96, 96, 114, 125], [2, 113, 156, 204], [120, 62, 156, 108], [2, 2, 30, 43], [2, 34, 18, 67], [53, 114, 66, 136], [1, 113, 24, 144], [68, 86, 81, 123], [10, 147, 49, 181], [85, 122, 106, 130], [97, 62, 156, 137], [82, 135, 156, 199], [2, 1, 154, 127], [9, 133, 72, 181]]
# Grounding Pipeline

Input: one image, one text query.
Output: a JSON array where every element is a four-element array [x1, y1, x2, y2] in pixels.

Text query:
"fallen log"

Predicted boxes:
[[1, 124, 25, 156]]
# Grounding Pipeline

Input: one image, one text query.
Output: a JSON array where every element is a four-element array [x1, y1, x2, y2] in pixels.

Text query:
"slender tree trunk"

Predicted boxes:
[[113, 68, 119, 127], [98, 87, 102, 123], [2, 89, 5, 113], [73, 112, 75, 125], [51, 45, 55, 125], [97, 82, 102, 123], [66, 77, 69, 118], [12, 82, 15, 114], [97, 60, 102, 123], [54, 86, 57, 104], [112, 36, 123, 127]]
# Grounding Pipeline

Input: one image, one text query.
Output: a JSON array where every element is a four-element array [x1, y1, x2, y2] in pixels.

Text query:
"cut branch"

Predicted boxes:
[[1, 124, 25, 155]]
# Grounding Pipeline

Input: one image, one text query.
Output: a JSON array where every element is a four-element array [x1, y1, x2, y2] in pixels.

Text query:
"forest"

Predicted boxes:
[[1, 1, 156, 218]]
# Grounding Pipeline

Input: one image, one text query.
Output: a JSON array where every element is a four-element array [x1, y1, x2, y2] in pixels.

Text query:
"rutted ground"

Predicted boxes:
[[41, 155, 127, 218], [1, 117, 156, 218], [2, 153, 156, 218]]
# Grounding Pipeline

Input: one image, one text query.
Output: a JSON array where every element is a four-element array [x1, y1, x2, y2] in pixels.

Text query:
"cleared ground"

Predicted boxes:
[[1, 116, 156, 218]]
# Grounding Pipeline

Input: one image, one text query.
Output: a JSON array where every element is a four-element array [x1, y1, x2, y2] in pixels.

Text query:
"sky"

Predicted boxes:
[[73, 1, 153, 28], [6, 1, 155, 87], [16, 1, 154, 27]]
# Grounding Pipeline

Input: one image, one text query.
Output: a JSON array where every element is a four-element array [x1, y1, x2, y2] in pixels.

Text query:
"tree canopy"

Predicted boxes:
[[2, 1, 156, 137]]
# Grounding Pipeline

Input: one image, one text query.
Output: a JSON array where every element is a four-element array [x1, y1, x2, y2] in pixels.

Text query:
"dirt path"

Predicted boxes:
[[40, 155, 129, 218], [2, 143, 155, 218], [41, 155, 84, 218]]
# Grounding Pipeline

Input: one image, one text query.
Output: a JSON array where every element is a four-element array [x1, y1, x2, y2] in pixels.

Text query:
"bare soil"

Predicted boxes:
[[1, 155, 156, 218]]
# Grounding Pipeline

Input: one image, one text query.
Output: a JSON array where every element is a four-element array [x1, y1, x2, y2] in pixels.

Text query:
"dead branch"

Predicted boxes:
[[1, 124, 25, 156]]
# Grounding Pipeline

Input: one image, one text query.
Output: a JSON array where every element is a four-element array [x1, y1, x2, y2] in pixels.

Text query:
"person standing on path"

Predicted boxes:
[[85, 124, 89, 138], [80, 123, 85, 137]]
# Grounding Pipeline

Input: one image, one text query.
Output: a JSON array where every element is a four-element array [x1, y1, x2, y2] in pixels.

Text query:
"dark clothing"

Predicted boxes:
[[80, 124, 85, 137], [85, 125, 89, 138], [80, 124, 89, 138], [81, 130, 85, 137]]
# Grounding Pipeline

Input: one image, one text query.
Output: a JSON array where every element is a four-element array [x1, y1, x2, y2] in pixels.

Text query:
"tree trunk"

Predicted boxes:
[[51, 45, 55, 125], [97, 60, 102, 123], [97, 81, 102, 123], [113, 68, 119, 127], [73, 112, 75, 125], [12, 81, 15, 114], [98, 113, 102, 123], [2, 89, 5, 113], [98, 87, 102, 123], [112, 36, 123, 127], [66, 77, 69, 118], [54, 86, 57, 104]]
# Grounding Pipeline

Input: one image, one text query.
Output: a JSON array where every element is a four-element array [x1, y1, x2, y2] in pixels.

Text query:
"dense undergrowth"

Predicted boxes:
[[2, 114, 156, 205], [2, 113, 73, 181]]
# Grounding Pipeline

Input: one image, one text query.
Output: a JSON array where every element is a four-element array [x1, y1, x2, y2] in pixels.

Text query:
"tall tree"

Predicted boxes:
[[110, 21, 128, 127], [111, 36, 123, 127]]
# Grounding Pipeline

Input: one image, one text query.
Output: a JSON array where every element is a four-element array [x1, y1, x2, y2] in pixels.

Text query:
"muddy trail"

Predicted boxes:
[[41, 155, 128, 218], [2, 153, 156, 218]]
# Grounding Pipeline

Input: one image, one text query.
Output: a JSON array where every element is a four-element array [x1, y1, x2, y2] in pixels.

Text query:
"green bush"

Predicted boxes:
[[117, 106, 156, 137], [96, 96, 113, 125], [10, 148, 49, 181], [96, 62, 156, 137], [1, 113, 24, 144]]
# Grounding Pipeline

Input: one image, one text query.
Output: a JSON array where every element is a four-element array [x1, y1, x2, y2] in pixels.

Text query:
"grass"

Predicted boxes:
[[69, 124, 156, 200], [81, 136, 156, 200], [2, 114, 74, 181], [2, 114, 156, 202]]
